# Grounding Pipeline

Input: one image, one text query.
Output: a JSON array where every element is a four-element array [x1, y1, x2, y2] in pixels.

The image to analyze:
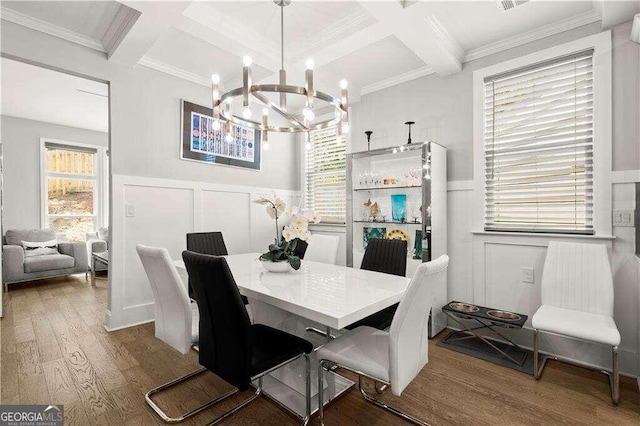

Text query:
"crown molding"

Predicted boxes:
[[138, 56, 212, 88], [0, 6, 105, 53], [464, 8, 602, 62], [361, 66, 435, 95], [102, 6, 140, 59]]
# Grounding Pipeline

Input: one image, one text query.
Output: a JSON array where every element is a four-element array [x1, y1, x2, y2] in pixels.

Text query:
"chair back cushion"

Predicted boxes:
[[136, 245, 193, 354], [303, 234, 340, 264], [361, 238, 407, 276], [186, 232, 229, 256], [389, 254, 448, 396], [182, 250, 252, 390], [5, 229, 56, 246], [541, 241, 613, 316]]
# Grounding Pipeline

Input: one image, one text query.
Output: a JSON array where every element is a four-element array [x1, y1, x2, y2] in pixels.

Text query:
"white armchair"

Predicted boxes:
[[532, 241, 620, 405]]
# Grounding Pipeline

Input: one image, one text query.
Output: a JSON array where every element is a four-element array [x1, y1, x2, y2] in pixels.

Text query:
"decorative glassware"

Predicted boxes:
[[413, 230, 423, 259], [390, 194, 407, 223]]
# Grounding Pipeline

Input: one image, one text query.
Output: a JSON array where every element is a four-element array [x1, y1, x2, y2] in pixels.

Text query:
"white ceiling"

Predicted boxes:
[[0, 58, 109, 133], [1, 0, 639, 128]]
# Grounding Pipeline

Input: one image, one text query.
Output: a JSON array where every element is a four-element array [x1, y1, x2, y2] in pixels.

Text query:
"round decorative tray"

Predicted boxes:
[[448, 302, 480, 313], [486, 310, 521, 322], [386, 228, 408, 241]]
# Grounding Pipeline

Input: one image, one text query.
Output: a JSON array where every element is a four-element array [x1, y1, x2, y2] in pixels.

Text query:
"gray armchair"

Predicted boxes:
[[2, 229, 88, 291], [86, 227, 108, 272]]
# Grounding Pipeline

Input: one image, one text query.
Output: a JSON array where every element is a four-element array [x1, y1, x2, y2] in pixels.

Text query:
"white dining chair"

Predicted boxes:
[[136, 244, 221, 423], [317, 255, 449, 425], [303, 234, 340, 265], [532, 241, 620, 405]]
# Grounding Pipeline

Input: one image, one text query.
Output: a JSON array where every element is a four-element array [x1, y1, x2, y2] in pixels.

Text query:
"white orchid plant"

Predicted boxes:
[[253, 192, 320, 270]]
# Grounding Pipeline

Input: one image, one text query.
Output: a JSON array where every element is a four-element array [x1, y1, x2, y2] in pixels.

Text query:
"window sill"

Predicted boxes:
[[471, 230, 616, 240]]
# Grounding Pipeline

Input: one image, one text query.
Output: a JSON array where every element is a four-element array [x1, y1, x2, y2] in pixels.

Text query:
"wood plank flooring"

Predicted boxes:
[[1, 275, 639, 425]]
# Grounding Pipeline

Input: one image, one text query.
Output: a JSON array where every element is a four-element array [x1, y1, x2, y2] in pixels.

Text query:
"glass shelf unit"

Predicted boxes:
[[346, 141, 448, 338]]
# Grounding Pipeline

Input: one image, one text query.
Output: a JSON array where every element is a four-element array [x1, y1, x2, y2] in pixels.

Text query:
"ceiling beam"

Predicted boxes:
[[357, 1, 463, 76], [108, 1, 191, 67]]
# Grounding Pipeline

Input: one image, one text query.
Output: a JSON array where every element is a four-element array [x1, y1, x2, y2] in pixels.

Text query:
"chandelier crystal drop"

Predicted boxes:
[[210, 0, 349, 143]]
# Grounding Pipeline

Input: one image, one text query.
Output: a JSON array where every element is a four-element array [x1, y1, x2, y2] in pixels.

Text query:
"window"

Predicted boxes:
[[483, 50, 594, 234], [42, 141, 104, 242], [304, 128, 347, 224]]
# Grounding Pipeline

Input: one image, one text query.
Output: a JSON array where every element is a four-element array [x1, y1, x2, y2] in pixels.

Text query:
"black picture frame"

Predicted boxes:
[[180, 99, 261, 170]]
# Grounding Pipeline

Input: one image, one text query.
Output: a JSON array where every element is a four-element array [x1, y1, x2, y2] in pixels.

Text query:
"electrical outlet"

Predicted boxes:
[[522, 267, 534, 284], [125, 204, 136, 217], [613, 210, 635, 227]]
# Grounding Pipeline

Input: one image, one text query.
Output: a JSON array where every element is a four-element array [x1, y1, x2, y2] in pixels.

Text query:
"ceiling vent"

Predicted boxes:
[[496, 0, 529, 11]]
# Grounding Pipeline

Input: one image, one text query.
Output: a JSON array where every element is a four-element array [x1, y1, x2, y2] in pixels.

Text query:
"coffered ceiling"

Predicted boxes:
[[2, 0, 639, 103]]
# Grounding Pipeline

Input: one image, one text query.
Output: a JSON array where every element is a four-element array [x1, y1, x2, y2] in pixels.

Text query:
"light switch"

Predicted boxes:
[[125, 204, 136, 217]]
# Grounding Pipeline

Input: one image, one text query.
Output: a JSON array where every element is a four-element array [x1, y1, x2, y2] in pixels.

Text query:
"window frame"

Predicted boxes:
[[40, 138, 108, 239], [302, 126, 348, 225], [472, 31, 612, 237]]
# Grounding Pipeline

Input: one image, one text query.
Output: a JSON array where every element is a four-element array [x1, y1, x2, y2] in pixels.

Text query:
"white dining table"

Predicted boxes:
[[173, 252, 411, 419]]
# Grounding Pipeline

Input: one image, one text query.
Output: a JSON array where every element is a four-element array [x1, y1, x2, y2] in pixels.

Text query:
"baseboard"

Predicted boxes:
[[104, 301, 155, 331]]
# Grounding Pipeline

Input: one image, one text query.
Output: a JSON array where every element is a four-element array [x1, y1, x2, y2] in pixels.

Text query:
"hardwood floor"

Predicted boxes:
[[1, 275, 639, 425]]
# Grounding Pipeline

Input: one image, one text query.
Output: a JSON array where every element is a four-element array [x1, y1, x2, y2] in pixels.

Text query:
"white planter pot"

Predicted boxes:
[[260, 259, 294, 273]]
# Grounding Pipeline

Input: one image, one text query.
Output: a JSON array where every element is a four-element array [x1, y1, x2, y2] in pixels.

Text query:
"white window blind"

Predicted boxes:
[[305, 128, 346, 224], [484, 49, 594, 234]]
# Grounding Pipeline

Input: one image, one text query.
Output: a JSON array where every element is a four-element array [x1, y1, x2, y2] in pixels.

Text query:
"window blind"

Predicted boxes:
[[484, 49, 594, 234], [305, 128, 346, 224]]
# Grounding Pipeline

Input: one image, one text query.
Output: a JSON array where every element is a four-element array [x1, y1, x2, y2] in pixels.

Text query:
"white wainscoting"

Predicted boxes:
[[457, 178, 639, 377], [106, 174, 300, 331], [106, 174, 639, 377]]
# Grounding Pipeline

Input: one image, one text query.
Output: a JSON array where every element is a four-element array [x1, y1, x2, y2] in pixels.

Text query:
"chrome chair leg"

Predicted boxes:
[[534, 330, 620, 405], [533, 329, 540, 379], [145, 367, 239, 423], [207, 381, 263, 426], [318, 360, 327, 426], [611, 345, 619, 405], [302, 354, 311, 426], [358, 375, 430, 426], [306, 326, 336, 340]]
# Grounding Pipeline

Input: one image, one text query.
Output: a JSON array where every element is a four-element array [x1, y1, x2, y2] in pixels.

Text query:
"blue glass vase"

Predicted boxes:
[[391, 194, 407, 222]]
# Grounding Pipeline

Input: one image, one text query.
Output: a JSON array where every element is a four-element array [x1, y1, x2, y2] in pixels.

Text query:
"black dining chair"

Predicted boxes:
[[344, 238, 408, 331], [186, 232, 249, 305], [182, 250, 313, 425]]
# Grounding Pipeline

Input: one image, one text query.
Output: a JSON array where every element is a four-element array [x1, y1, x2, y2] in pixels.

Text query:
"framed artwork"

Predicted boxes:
[[180, 100, 261, 170], [363, 227, 386, 249]]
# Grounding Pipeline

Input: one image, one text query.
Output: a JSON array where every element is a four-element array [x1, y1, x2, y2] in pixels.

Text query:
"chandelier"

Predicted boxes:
[[210, 0, 349, 147]]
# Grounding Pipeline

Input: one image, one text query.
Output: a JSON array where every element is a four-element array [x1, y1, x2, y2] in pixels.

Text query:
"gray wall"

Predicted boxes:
[[1, 115, 108, 231], [0, 21, 300, 192], [351, 21, 640, 180]]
